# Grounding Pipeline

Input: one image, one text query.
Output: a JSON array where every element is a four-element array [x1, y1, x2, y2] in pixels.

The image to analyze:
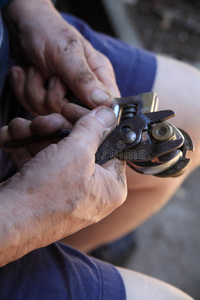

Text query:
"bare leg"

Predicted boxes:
[[62, 55, 200, 252], [117, 267, 194, 300]]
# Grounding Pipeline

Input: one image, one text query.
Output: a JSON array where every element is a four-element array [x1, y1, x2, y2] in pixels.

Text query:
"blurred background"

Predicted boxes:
[[56, 1, 200, 298]]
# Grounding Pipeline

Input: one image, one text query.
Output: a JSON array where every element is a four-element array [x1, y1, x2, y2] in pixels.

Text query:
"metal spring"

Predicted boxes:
[[121, 103, 138, 122]]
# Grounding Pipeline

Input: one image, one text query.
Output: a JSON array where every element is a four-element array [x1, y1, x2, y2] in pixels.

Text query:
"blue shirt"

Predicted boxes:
[[0, 0, 10, 9]]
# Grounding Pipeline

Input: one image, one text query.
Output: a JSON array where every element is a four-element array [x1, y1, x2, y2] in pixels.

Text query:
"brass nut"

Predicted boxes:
[[151, 122, 174, 142]]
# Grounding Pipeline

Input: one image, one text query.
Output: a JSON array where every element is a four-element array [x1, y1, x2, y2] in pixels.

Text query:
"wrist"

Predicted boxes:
[[3, 0, 63, 59], [5, 0, 58, 25]]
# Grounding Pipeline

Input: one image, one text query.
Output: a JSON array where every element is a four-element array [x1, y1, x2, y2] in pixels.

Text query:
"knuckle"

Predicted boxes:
[[65, 136, 91, 163], [76, 136, 94, 157], [95, 50, 113, 69], [76, 69, 96, 84], [78, 118, 102, 141], [98, 52, 112, 67], [9, 117, 24, 129], [56, 32, 81, 54], [66, 36, 79, 48]]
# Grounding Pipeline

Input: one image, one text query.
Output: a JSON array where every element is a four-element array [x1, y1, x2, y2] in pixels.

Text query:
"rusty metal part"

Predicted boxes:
[[128, 150, 183, 176]]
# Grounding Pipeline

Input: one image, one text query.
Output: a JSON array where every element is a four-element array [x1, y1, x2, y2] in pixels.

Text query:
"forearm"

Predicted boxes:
[[3, 0, 80, 78], [3, 0, 62, 33], [0, 172, 74, 267]]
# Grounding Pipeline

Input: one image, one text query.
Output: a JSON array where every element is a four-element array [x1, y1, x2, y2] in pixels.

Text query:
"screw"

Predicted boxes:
[[122, 127, 137, 144], [151, 122, 174, 142]]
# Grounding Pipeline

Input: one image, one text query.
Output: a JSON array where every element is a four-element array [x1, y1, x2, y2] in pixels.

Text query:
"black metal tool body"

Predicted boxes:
[[96, 110, 179, 164], [3, 92, 193, 177], [102, 92, 193, 177], [95, 109, 187, 176]]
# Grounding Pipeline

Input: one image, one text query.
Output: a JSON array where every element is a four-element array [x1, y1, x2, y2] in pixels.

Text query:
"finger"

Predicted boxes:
[[8, 118, 32, 140], [25, 66, 47, 115], [0, 115, 73, 167], [28, 114, 72, 156], [0, 123, 33, 168], [53, 34, 113, 108], [0, 125, 12, 147], [58, 106, 117, 172], [30, 113, 72, 136], [85, 45, 121, 98], [0, 126, 15, 160], [45, 76, 69, 113], [10, 66, 36, 115], [61, 103, 89, 124]]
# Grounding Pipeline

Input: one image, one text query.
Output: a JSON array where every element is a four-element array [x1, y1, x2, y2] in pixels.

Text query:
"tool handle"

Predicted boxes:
[[3, 129, 71, 148]]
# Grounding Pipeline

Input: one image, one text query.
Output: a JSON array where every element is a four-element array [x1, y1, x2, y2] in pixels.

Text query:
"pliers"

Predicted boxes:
[[4, 92, 194, 177]]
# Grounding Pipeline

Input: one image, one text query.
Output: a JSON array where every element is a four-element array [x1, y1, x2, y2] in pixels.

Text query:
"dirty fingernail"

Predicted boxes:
[[91, 90, 111, 104], [95, 107, 116, 128]]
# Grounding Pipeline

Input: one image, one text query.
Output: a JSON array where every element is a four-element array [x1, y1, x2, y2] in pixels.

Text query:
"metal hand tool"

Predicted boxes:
[[4, 92, 194, 177]]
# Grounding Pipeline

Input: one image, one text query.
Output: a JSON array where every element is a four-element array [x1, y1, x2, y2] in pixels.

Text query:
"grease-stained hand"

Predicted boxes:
[[0, 105, 127, 266], [7, 0, 120, 115]]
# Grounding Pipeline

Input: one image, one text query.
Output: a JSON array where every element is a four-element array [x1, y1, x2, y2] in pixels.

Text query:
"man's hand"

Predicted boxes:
[[0, 111, 73, 168], [0, 105, 127, 266], [6, 0, 120, 114]]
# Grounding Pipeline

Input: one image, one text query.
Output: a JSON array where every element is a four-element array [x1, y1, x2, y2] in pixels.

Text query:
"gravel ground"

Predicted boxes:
[[124, 0, 200, 62]]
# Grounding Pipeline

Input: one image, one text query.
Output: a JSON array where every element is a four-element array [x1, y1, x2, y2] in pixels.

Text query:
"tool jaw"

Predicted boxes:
[[4, 92, 193, 178], [97, 92, 193, 177]]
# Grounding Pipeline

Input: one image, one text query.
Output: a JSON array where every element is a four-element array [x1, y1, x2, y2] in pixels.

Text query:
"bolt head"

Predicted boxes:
[[122, 130, 137, 144], [152, 122, 174, 142]]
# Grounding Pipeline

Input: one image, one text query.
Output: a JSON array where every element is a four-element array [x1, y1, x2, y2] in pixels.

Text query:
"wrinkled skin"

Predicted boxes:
[[6, 0, 120, 114], [0, 105, 127, 266]]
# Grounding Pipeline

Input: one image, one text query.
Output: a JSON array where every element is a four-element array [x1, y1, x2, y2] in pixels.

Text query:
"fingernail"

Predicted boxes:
[[49, 77, 57, 90], [95, 107, 116, 128], [10, 69, 19, 80], [91, 90, 111, 104]]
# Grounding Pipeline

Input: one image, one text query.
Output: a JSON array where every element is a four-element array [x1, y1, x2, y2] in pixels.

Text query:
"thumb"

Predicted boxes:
[[61, 107, 117, 166]]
